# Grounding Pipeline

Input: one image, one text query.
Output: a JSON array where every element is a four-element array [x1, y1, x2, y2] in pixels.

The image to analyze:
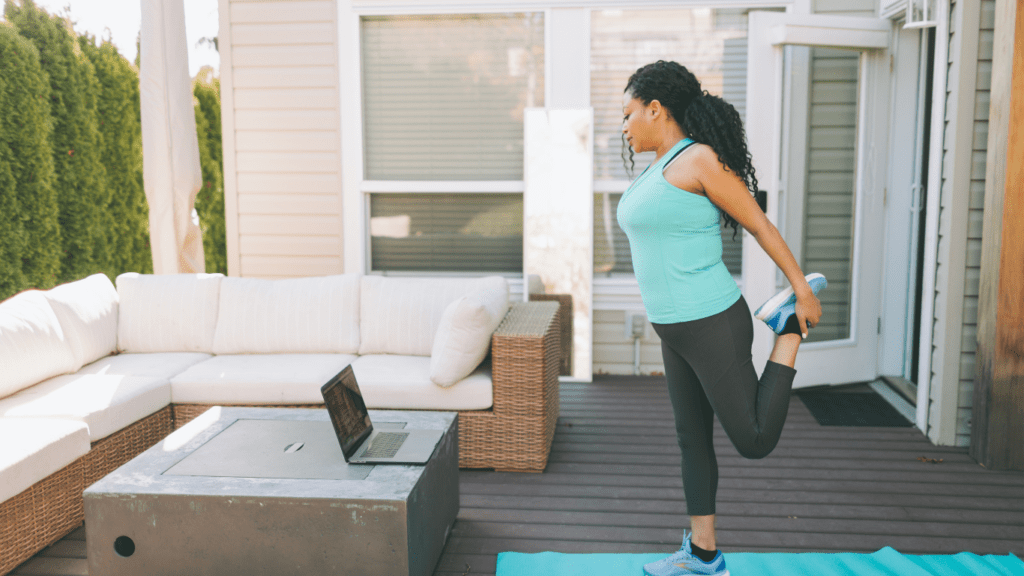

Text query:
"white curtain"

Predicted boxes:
[[140, 0, 205, 274]]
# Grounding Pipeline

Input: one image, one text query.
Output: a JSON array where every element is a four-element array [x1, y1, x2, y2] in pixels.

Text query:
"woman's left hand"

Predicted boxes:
[[794, 292, 823, 339]]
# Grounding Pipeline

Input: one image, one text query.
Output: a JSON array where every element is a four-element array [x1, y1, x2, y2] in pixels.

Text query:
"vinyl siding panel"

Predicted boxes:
[[223, 0, 342, 279], [236, 173, 340, 194], [930, 0, 989, 447], [955, 0, 995, 446], [802, 47, 859, 343], [592, 308, 665, 376]]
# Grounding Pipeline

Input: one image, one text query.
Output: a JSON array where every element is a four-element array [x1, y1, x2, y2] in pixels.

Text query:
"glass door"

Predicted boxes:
[[744, 12, 892, 388]]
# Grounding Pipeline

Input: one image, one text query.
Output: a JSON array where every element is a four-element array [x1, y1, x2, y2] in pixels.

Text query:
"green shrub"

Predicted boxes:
[[0, 21, 60, 299], [79, 35, 152, 277], [5, 0, 108, 284], [193, 67, 226, 274]]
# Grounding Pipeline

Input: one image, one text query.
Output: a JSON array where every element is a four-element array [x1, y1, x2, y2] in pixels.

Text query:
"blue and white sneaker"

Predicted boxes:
[[643, 532, 729, 576], [753, 273, 827, 335]]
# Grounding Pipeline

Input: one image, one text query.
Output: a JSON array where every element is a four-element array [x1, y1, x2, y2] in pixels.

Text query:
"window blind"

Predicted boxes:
[[591, 8, 757, 277], [361, 14, 544, 181], [370, 193, 522, 273]]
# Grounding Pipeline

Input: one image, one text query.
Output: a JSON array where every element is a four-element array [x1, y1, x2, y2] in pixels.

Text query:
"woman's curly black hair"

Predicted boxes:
[[622, 60, 762, 236]]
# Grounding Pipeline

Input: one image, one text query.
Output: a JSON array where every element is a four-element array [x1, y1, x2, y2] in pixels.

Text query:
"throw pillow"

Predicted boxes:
[[430, 288, 509, 388]]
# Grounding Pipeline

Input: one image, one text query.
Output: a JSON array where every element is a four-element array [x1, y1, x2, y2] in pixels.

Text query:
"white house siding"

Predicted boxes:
[[929, 0, 986, 446], [222, 0, 344, 279], [954, 0, 995, 446], [592, 283, 665, 376], [802, 47, 859, 343]]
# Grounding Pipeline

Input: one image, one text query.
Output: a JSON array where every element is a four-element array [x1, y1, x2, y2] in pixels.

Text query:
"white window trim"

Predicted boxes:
[[361, 181, 525, 193]]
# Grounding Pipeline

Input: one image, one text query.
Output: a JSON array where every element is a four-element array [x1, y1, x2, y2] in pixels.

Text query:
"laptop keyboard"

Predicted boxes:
[[362, 432, 409, 458]]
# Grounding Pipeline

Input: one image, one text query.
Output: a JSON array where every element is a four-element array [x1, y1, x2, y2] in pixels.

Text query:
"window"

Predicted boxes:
[[361, 13, 543, 273], [369, 193, 522, 273], [591, 8, 759, 277]]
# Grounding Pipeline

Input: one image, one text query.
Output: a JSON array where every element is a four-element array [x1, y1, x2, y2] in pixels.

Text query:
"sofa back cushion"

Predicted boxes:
[[116, 273, 223, 353], [359, 275, 509, 356], [0, 290, 78, 399], [212, 275, 361, 354], [44, 273, 119, 367]]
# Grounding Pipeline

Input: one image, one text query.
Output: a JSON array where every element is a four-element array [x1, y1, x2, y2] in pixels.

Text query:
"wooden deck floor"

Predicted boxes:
[[15, 375, 1024, 576]]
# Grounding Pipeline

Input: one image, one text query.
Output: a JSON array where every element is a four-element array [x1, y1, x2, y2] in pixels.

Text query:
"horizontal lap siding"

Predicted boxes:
[[227, 0, 342, 279], [803, 48, 859, 343], [956, 0, 995, 446], [593, 308, 665, 376]]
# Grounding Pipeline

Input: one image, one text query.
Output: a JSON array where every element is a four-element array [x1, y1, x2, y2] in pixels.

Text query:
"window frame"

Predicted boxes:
[[339, 1, 795, 277], [344, 8, 546, 275]]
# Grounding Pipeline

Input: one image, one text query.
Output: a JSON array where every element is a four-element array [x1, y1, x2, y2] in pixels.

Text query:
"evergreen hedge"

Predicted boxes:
[[80, 35, 152, 277], [193, 68, 226, 275], [5, 0, 108, 284], [0, 1, 227, 301], [0, 21, 60, 300]]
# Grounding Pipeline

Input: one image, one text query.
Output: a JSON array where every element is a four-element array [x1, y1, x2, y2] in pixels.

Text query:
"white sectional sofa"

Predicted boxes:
[[0, 272, 563, 575]]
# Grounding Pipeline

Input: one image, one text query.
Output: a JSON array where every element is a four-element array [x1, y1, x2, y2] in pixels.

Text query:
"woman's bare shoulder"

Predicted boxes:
[[662, 142, 721, 195]]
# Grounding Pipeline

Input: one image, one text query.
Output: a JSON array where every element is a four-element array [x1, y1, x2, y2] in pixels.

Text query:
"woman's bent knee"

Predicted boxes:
[[734, 437, 779, 460]]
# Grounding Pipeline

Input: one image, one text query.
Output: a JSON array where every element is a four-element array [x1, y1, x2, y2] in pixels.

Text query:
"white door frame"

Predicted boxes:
[[744, 11, 892, 387]]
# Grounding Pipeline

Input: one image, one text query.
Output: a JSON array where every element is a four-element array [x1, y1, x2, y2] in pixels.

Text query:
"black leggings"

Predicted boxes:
[[651, 296, 797, 516]]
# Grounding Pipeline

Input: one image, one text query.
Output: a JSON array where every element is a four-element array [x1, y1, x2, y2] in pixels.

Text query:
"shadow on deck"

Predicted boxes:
[[15, 375, 1024, 576]]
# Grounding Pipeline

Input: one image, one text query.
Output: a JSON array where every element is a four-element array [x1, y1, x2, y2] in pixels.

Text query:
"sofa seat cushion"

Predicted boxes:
[[351, 354, 492, 411], [77, 352, 211, 380], [169, 354, 358, 405], [0, 374, 170, 441], [0, 290, 78, 400], [43, 273, 119, 368], [213, 275, 361, 354], [0, 418, 90, 504], [116, 273, 223, 353]]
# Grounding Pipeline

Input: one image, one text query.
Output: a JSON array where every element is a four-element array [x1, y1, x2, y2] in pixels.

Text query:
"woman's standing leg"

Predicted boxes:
[[653, 322, 719, 551]]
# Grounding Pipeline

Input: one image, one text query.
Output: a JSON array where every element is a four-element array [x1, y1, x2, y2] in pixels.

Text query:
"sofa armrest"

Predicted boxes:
[[490, 301, 561, 419], [527, 293, 573, 376]]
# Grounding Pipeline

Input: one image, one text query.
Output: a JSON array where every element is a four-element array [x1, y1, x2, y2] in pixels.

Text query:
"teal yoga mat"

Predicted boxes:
[[495, 547, 1024, 576]]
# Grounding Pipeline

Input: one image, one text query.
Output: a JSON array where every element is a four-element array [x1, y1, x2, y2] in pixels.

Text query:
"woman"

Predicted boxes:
[[617, 60, 827, 576]]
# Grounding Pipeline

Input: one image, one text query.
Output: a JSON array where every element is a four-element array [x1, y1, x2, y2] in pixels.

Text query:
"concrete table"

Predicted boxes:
[[84, 407, 458, 576]]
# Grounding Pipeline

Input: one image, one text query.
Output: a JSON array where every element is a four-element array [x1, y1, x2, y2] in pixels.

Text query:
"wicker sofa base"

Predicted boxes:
[[0, 456, 85, 576], [84, 406, 175, 487]]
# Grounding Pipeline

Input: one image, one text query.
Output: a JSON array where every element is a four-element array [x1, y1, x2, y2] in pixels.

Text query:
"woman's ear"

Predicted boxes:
[[647, 99, 662, 120]]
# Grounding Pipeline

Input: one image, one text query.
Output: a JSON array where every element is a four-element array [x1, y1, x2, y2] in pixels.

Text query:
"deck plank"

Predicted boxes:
[[24, 376, 1024, 576]]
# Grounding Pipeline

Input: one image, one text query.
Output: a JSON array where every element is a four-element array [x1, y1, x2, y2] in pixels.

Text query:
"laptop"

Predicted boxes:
[[320, 365, 444, 465]]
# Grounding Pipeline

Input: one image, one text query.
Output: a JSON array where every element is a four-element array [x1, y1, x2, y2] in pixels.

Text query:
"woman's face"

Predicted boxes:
[[622, 91, 657, 154]]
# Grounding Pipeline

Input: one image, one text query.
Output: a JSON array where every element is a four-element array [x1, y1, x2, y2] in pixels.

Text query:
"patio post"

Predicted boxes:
[[971, 0, 1024, 471]]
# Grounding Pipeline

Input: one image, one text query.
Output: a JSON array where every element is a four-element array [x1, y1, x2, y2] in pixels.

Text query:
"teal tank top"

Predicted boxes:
[[616, 138, 742, 324]]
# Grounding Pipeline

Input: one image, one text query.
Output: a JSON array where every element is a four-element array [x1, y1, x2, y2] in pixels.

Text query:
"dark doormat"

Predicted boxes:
[[797, 390, 913, 427]]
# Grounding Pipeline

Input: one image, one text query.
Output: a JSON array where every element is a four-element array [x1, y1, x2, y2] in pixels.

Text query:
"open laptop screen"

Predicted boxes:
[[320, 365, 373, 460]]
